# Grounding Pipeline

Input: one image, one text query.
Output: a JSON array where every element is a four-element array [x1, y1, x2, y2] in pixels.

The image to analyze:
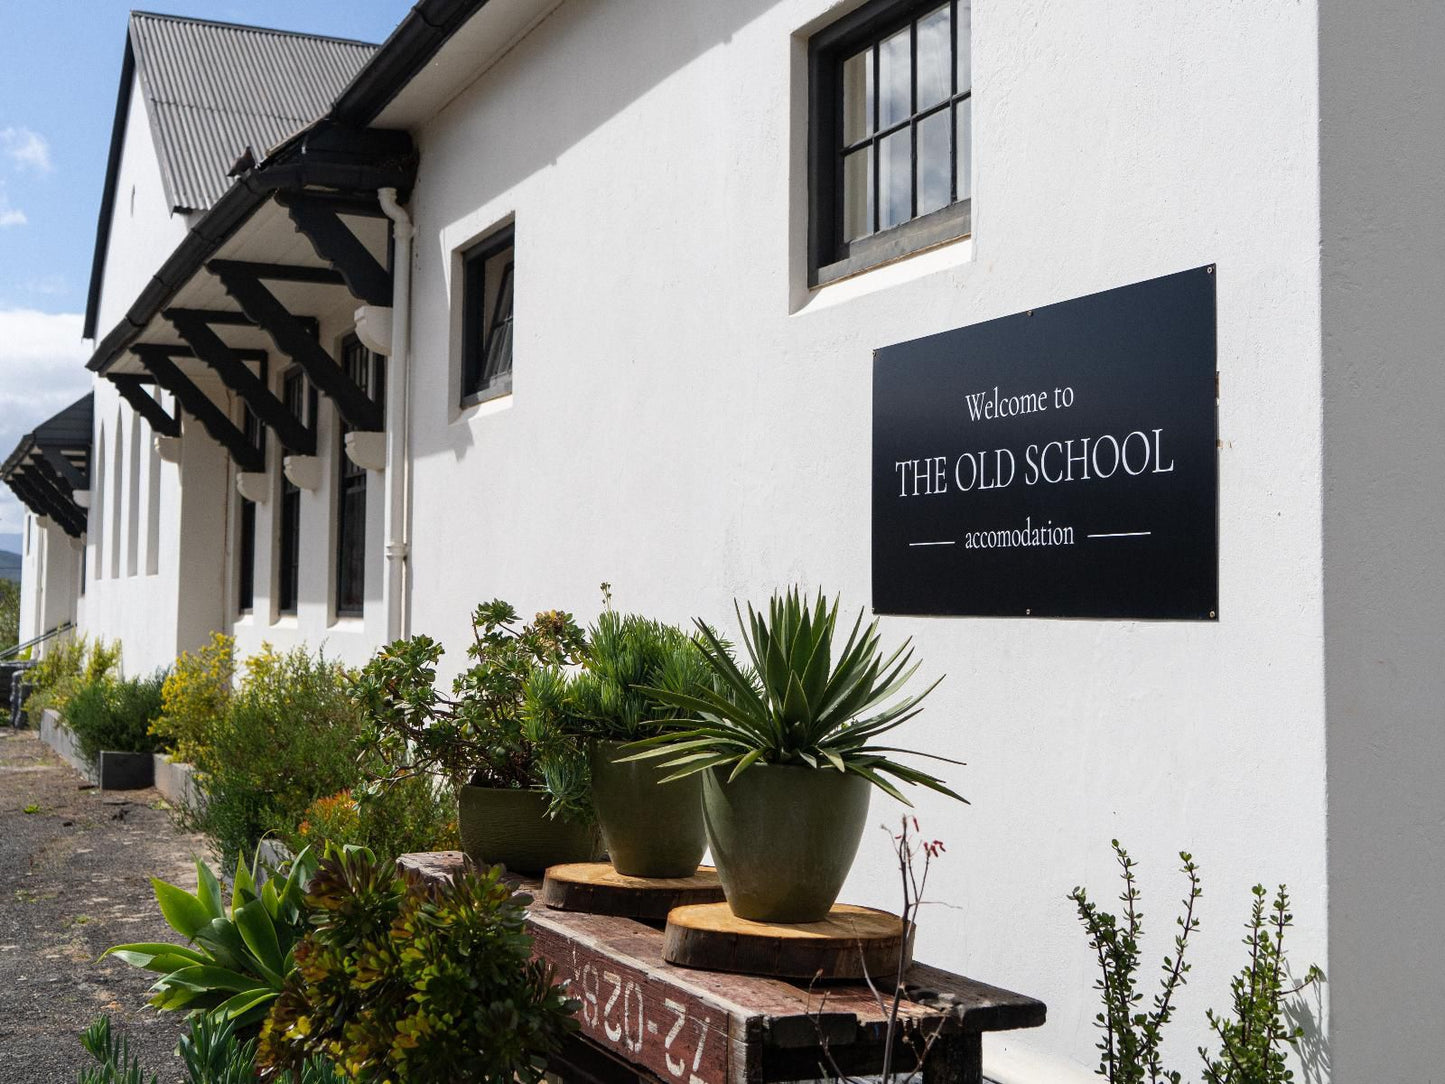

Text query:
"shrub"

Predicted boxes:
[[190, 644, 365, 862], [151, 632, 235, 764], [288, 777, 458, 862], [0, 579, 19, 653], [258, 849, 576, 1083], [25, 634, 119, 718], [65, 671, 167, 765]]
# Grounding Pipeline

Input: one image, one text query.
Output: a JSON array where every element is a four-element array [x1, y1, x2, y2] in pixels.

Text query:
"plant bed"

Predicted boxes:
[[38, 708, 96, 784], [152, 753, 203, 809]]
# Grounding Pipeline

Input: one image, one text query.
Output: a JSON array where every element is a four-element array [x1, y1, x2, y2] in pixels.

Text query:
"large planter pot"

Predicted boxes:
[[702, 763, 871, 923], [457, 785, 601, 875], [589, 739, 706, 878]]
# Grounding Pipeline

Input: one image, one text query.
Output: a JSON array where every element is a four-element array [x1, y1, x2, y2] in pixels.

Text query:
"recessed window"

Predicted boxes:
[[276, 369, 311, 617], [335, 334, 385, 618], [809, 0, 972, 285], [460, 225, 515, 405], [237, 406, 260, 615]]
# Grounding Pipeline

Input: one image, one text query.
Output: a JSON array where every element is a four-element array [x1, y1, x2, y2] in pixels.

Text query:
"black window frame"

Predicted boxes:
[[334, 334, 385, 619], [237, 405, 262, 615], [808, 0, 972, 287], [275, 368, 313, 617], [459, 224, 516, 407]]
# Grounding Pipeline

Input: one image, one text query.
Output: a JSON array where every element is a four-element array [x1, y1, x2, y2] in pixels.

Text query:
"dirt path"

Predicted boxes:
[[0, 728, 207, 1083]]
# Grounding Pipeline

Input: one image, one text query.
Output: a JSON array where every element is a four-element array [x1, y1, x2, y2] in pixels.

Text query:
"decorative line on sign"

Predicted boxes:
[[908, 540, 957, 547], [1086, 531, 1152, 539]]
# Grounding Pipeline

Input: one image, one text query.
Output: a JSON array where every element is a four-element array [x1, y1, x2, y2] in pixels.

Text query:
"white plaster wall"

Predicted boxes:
[[1320, 0, 1445, 1078], [18, 515, 80, 647], [227, 312, 390, 671], [81, 71, 198, 675], [402, 1, 1326, 1078]]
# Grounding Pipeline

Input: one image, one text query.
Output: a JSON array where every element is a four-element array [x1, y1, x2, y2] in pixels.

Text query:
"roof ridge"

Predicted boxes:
[[128, 9, 380, 50]]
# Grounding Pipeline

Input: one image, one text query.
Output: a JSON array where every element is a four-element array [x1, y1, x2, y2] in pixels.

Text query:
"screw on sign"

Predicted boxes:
[[559, 941, 725, 1084]]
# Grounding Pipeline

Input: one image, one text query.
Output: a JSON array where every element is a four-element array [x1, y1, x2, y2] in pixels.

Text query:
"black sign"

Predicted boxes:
[[872, 266, 1217, 620]]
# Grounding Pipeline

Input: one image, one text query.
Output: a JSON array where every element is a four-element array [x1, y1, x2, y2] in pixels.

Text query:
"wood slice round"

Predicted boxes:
[[663, 902, 914, 980], [541, 863, 726, 920]]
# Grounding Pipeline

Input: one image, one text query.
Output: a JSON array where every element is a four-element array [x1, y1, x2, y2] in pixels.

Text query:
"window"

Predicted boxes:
[[809, 0, 972, 285], [237, 406, 261, 614], [460, 225, 515, 404], [276, 369, 309, 616], [335, 334, 385, 617]]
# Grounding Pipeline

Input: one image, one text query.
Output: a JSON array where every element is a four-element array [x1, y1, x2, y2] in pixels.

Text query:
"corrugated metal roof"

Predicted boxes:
[[129, 12, 377, 213]]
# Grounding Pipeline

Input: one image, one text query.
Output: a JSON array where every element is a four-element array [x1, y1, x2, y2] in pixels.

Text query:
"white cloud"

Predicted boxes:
[[0, 183, 25, 228], [2, 127, 53, 174], [0, 310, 93, 536]]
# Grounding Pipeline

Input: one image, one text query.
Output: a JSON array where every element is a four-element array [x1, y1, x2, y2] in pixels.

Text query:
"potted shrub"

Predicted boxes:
[[629, 588, 965, 922], [525, 596, 711, 878], [354, 600, 600, 875]]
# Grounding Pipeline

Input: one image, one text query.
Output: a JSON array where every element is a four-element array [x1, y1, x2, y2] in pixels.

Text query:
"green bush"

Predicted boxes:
[[64, 671, 167, 765], [286, 776, 459, 864], [189, 644, 365, 863], [151, 632, 235, 765], [258, 849, 576, 1083], [0, 579, 19, 653], [25, 635, 120, 718]]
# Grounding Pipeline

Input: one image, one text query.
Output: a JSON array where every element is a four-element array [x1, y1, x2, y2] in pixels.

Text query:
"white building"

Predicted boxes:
[[6, 1, 1443, 1079]]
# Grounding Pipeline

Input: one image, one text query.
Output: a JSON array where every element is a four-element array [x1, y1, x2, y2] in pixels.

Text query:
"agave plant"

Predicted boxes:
[[628, 588, 965, 805], [102, 844, 319, 1029]]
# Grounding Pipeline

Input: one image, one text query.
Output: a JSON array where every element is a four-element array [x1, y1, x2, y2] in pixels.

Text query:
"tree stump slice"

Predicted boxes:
[[663, 902, 914, 980], [541, 862, 726, 920]]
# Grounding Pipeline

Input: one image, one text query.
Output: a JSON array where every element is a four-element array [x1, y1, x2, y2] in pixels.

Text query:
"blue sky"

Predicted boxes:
[[0, 2, 412, 538]]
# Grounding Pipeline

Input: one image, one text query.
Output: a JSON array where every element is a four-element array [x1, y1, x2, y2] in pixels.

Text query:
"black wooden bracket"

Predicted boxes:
[[36, 444, 88, 490], [11, 469, 84, 537], [277, 192, 392, 306], [109, 375, 181, 438], [208, 259, 384, 432], [134, 347, 265, 473], [165, 308, 315, 455]]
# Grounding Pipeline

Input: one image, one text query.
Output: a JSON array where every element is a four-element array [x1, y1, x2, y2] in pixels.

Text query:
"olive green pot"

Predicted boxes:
[[701, 762, 872, 923], [589, 739, 706, 878], [457, 785, 601, 876]]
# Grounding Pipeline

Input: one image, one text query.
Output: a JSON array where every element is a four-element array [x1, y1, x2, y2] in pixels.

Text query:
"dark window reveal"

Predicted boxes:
[[238, 406, 260, 614], [460, 225, 515, 404], [276, 369, 307, 616], [809, 0, 972, 285], [336, 335, 384, 617]]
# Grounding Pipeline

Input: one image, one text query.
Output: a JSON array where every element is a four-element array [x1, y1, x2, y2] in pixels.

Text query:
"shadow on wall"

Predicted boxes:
[[419, 0, 783, 227], [1283, 977, 1329, 1084]]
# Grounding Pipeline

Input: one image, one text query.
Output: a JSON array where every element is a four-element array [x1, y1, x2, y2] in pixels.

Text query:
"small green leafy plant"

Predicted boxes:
[[103, 845, 318, 1030], [25, 635, 120, 719], [1069, 841, 1203, 1084], [64, 670, 167, 765], [627, 588, 964, 804], [150, 631, 235, 764], [354, 600, 587, 812], [1199, 885, 1325, 1084], [258, 848, 577, 1083], [76, 1014, 342, 1084]]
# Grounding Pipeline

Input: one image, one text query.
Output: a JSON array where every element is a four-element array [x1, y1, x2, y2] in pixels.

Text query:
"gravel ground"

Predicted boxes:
[[0, 728, 207, 1083]]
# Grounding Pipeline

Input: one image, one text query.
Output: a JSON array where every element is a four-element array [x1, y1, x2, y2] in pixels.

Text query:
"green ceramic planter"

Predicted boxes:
[[589, 739, 706, 878], [702, 762, 871, 923], [457, 785, 601, 875]]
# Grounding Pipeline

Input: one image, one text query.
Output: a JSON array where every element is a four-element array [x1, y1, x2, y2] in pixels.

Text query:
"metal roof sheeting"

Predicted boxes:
[[129, 12, 377, 213]]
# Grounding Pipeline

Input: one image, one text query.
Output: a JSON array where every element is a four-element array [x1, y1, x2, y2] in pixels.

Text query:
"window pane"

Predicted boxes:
[[917, 108, 951, 215], [482, 262, 514, 386], [956, 97, 972, 201], [879, 128, 912, 229], [916, 5, 951, 110], [843, 146, 873, 240], [842, 47, 873, 144], [956, 0, 972, 92], [878, 26, 911, 129]]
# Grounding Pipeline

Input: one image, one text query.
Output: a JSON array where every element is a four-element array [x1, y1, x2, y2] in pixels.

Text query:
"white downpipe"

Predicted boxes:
[[378, 187, 413, 642]]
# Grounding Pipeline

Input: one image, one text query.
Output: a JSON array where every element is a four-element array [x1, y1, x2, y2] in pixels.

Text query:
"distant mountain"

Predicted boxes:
[[0, 550, 19, 584]]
